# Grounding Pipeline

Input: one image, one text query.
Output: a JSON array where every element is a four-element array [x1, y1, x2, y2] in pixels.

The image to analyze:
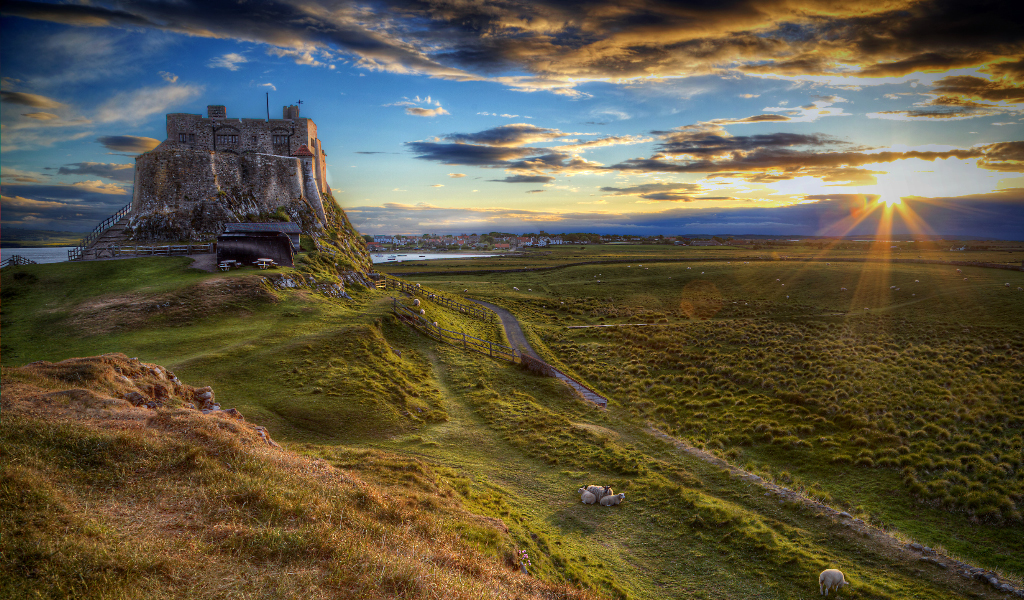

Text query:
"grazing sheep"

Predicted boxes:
[[600, 493, 626, 506], [513, 286, 519, 291], [528, 288, 532, 291], [577, 488, 597, 504], [956, 269, 962, 273], [915, 280, 920, 283], [840, 287, 847, 291], [419, 309, 426, 315], [413, 299, 421, 306], [818, 569, 848, 596], [1006, 283, 1011, 287]]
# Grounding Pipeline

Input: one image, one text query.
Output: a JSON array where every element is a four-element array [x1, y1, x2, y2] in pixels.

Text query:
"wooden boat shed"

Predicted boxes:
[[216, 231, 295, 267], [223, 222, 302, 252]]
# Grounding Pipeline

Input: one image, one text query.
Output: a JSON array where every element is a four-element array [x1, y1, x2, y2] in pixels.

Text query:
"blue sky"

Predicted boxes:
[[2, 0, 1023, 238]]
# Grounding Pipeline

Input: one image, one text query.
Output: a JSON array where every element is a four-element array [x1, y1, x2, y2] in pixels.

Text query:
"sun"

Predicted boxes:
[[878, 195, 902, 207]]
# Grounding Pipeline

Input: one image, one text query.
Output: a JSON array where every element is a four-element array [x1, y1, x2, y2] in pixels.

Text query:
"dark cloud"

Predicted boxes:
[[858, 52, 993, 78], [57, 162, 135, 182], [931, 75, 1024, 103], [445, 124, 563, 147], [977, 141, 1024, 172], [526, 189, 545, 193], [601, 182, 706, 202], [1, 183, 131, 231], [344, 190, 1024, 239], [653, 129, 839, 158], [0, 90, 65, 108], [491, 175, 555, 183], [406, 141, 544, 166], [96, 135, 160, 153], [4, 0, 1021, 96]]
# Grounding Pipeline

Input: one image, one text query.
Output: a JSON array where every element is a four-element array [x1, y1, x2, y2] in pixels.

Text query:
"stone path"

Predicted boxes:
[[469, 298, 608, 408]]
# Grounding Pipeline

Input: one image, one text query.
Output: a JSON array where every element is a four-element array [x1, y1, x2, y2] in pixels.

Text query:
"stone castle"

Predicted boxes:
[[127, 103, 333, 241]]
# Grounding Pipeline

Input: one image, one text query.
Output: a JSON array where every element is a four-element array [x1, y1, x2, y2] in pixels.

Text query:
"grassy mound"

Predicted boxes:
[[1, 355, 598, 600]]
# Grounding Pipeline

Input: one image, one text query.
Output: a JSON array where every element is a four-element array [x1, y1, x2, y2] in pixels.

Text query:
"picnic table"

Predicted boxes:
[[218, 259, 242, 271], [255, 258, 277, 269]]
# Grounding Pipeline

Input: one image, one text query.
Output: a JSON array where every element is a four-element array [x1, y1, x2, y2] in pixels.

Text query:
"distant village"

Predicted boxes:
[[365, 232, 800, 252]]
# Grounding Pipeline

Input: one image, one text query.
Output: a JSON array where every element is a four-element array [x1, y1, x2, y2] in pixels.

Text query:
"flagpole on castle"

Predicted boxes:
[[266, 92, 270, 122]]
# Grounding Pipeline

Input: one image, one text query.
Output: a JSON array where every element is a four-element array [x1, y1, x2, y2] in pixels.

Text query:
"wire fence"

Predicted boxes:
[[392, 298, 520, 364], [377, 274, 496, 322]]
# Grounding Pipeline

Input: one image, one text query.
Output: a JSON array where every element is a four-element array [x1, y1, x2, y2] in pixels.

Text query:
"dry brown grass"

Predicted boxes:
[[1, 355, 602, 600]]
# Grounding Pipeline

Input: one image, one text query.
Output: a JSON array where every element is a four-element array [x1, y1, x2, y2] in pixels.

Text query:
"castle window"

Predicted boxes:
[[217, 134, 239, 145], [251, 136, 257, 144], [273, 135, 288, 145], [178, 133, 195, 143]]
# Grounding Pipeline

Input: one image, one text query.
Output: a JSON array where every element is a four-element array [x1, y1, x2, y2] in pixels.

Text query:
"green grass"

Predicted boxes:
[[409, 259, 1024, 578], [3, 255, 1023, 599]]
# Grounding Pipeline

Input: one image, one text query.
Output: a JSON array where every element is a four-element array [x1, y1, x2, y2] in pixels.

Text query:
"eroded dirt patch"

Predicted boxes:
[[67, 276, 277, 335]]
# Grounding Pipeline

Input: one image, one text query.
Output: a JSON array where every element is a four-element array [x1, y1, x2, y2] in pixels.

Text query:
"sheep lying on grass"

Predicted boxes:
[[585, 485, 613, 500], [600, 493, 626, 506], [577, 488, 597, 504], [819, 569, 848, 596]]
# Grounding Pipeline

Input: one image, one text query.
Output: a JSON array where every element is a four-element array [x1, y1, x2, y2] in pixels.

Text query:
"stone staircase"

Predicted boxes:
[[81, 216, 131, 259]]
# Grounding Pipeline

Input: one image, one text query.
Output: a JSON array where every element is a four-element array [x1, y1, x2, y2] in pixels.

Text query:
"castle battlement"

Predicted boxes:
[[127, 103, 334, 242], [157, 104, 328, 197]]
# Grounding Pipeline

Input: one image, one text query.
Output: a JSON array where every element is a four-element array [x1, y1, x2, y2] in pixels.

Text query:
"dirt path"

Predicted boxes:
[[647, 426, 1024, 597], [467, 298, 538, 358]]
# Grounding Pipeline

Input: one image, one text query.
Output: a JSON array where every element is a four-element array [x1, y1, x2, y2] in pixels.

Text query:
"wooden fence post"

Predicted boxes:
[[462, 332, 467, 348]]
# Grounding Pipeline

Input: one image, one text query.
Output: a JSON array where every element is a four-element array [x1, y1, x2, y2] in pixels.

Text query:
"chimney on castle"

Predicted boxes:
[[208, 105, 226, 119], [283, 105, 300, 119]]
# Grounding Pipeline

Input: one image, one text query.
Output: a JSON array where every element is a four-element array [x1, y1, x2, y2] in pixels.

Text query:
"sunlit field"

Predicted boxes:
[[409, 256, 1024, 574]]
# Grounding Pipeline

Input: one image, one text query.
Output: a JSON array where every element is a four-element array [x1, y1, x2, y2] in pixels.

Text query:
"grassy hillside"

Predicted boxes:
[[2, 255, 1022, 599], [408, 259, 1024, 579]]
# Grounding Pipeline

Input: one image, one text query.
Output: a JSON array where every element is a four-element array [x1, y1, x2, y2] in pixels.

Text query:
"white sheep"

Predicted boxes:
[[915, 280, 920, 283], [956, 269, 962, 273], [600, 493, 626, 506], [419, 309, 426, 315], [818, 569, 848, 596], [840, 287, 847, 291], [513, 286, 519, 291], [577, 488, 597, 504], [586, 485, 613, 500], [413, 299, 421, 306], [528, 288, 532, 291], [1006, 283, 1011, 287], [1019, 287, 1024, 292]]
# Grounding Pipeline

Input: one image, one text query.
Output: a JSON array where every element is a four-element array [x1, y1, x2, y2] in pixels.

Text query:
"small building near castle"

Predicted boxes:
[[127, 103, 333, 242]]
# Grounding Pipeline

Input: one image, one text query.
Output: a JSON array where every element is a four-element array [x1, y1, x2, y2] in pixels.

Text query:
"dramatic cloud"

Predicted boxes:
[[5, 0, 1023, 93], [0, 91, 66, 109], [96, 135, 160, 153], [445, 124, 564, 147], [57, 162, 134, 181]]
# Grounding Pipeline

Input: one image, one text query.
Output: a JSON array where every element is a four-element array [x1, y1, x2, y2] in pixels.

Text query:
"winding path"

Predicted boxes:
[[468, 298, 608, 408], [468, 299, 538, 358]]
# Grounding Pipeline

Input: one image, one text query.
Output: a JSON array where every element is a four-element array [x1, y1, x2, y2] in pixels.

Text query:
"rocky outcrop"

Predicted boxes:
[[3, 353, 279, 448], [127, 148, 322, 242]]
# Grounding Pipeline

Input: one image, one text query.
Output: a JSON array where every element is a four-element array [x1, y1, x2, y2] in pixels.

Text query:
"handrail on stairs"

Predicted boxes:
[[68, 203, 132, 261]]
